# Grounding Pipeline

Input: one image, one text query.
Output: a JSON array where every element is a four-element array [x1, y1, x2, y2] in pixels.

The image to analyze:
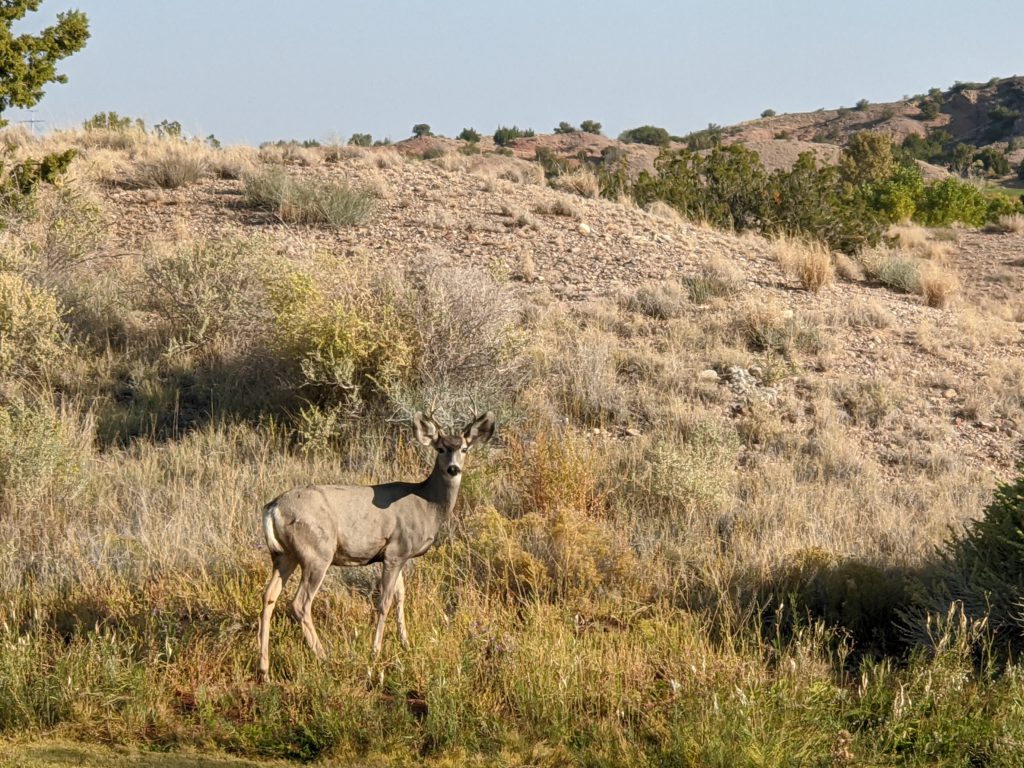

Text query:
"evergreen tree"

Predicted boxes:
[[0, 1, 89, 126]]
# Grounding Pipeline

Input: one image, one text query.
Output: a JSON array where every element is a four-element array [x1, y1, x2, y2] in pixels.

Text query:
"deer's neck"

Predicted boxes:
[[420, 466, 461, 525]]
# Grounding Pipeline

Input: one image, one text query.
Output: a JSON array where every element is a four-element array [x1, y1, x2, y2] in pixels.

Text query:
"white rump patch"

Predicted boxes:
[[263, 503, 285, 554]]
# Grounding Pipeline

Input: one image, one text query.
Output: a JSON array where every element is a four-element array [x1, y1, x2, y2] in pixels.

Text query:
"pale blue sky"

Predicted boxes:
[[10, 1, 1024, 145]]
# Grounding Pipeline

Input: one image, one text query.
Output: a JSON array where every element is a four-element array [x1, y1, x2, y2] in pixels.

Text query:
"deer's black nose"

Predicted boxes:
[[447, 465, 461, 477]]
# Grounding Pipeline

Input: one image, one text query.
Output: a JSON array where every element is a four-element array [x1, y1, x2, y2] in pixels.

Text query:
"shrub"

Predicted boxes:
[[132, 143, 208, 189], [493, 125, 534, 147], [985, 106, 1019, 141], [760, 109, 777, 118], [0, 396, 93, 507], [398, 266, 523, 419], [618, 125, 671, 146], [140, 238, 273, 351], [856, 98, 871, 111], [421, 146, 445, 160], [685, 124, 724, 151], [267, 268, 413, 414], [0, 270, 66, 379], [911, 468, 1024, 649], [553, 121, 576, 134], [579, 120, 602, 135], [862, 250, 922, 294], [14, 181, 106, 275], [411, 123, 432, 138], [82, 111, 142, 132], [975, 147, 1010, 176], [918, 99, 941, 120], [916, 178, 989, 227], [347, 133, 372, 147], [458, 127, 481, 143], [242, 167, 375, 227]]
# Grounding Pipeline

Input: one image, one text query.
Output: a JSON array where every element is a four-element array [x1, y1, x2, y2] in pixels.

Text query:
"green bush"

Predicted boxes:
[[242, 167, 375, 227], [910, 469, 1024, 649], [493, 125, 534, 147], [985, 106, 1019, 141], [856, 98, 871, 111], [684, 123, 723, 151], [82, 111, 142, 132], [618, 125, 670, 146], [870, 162, 924, 222], [347, 133, 372, 147], [917, 98, 941, 120], [458, 127, 480, 143], [900, 128, 952, 164], [975, 147, 1010, 176], [916, 177, 989, 226], [270, 274, 405, 413], [760, 109, 776, 118], [411, 123, 432, 138], [553, 121, 576, 135], [579, 120, 602, 135]]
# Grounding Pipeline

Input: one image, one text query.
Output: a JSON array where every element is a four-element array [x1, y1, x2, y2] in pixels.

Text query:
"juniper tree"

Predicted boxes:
[[0, 1, 89, 127]]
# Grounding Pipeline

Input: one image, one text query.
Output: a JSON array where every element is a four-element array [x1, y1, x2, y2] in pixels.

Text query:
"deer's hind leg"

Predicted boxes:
[[258, 552, 297, 682], [292, 559, 331, 660]]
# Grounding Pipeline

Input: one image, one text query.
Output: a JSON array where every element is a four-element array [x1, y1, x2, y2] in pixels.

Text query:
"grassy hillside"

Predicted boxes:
[[0, 124, 1023, 765]]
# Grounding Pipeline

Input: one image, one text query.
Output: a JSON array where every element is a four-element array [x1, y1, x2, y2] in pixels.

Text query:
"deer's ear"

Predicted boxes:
[[413, 412, 440, 446], [463, 411, 495, 448]]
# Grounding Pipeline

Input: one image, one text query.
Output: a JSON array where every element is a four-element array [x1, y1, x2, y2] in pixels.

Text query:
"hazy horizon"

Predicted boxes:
[[7, 0, 1024, 145]]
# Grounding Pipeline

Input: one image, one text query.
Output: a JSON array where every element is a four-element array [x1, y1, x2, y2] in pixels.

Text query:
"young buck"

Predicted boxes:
[[257, 411, 495, 681]]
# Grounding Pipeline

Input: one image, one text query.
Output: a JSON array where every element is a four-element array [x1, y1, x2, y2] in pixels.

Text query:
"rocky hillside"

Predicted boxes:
[[90, 139, 1024, 476], [394, 76, 1024, 178]]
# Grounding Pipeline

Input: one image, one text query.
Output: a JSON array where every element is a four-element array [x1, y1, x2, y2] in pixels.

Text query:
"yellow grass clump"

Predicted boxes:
[[773, 235, 835, 293]]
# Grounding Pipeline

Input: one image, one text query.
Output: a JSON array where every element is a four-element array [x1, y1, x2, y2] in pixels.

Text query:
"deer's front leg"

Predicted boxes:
[[372, 559, 405, 657]]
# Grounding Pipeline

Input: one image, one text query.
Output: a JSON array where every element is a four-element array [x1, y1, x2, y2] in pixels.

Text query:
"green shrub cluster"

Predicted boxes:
[[617, 125, 671, 146], [907, 468, 1024, 650], [82, 111, 143, 132], [493, 125, 534, 147], [632, 131, 1022, 252]]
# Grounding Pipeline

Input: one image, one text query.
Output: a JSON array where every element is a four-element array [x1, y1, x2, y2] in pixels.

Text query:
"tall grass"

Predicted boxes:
[[243, 166, 375, 227]]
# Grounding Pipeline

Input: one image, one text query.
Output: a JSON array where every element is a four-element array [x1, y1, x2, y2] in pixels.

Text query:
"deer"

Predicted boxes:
[[257, 411, 495, 681]]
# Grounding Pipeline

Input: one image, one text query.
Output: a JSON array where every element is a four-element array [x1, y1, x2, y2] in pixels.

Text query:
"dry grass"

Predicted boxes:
[[993, 212, 1024, 233], [534, 197, 580, 218], [887, 222, 953, 260], [548, 168, 600, 198], [773, 235, 835, 293], [645, 199, 683, 224], [130, 141, 209, 189], [918, 262, 959, 308]]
